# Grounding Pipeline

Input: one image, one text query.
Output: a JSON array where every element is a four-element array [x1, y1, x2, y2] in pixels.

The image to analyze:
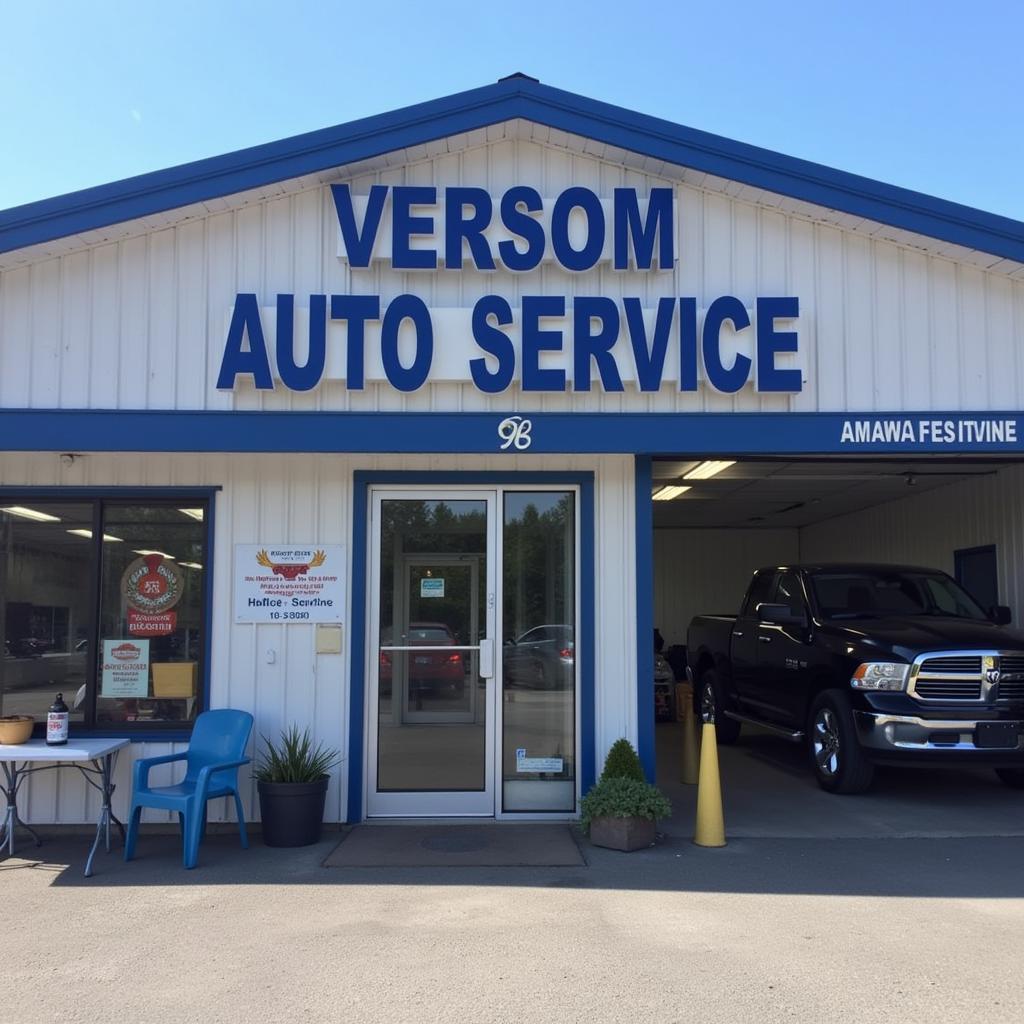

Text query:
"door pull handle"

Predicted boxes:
[[479, 637, 495, 679], [732, 631, 744, 638], [758, 636, 773, 644]]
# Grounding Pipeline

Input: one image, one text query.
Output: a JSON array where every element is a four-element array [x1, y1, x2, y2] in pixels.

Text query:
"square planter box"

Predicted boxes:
[[589, 815, 656, 851]]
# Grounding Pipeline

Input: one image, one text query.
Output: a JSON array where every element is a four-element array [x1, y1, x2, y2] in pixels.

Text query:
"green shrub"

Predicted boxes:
[[600, 738, 646, 782], [580, 777, 672, 833], [254, 726, 340, 784]]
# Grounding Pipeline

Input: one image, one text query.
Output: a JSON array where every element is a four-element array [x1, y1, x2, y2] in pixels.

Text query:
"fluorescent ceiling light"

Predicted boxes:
[[178, 561, 203, 570], [1, 506, 61, 523], [178, 508, 205, 521], [133, 549, 174, 559], [683, 460, 737, 480], [652, 485, 692, 501], [67, 529, 123, 542]]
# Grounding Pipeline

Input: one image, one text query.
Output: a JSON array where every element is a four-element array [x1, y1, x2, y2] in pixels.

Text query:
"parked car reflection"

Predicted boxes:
[[503, 625, 574, 689], [379, 622, 466, 699]]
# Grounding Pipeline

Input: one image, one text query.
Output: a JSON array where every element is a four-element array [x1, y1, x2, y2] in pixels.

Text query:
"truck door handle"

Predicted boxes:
[[732, 631, 744, 638], [758, 636, 773, 644]]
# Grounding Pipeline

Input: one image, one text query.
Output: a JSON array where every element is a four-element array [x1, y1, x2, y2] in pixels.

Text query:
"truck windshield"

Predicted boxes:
[[809, 570, 989, 621]]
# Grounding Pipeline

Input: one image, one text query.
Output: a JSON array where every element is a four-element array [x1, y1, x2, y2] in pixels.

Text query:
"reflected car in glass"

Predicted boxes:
[[379, 622, 465, 698], [503, 625, 575, 689]]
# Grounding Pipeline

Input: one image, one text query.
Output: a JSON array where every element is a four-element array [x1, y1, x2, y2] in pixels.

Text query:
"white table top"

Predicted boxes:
[[0, 738, 130, 762]]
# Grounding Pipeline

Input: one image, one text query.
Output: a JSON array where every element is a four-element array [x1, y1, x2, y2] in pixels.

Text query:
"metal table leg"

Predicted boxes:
[[0, 761, 41, 858], [83, 751, 123, 878]]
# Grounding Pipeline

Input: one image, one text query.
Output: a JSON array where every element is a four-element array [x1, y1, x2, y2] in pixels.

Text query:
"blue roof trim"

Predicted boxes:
[[2, 77, 1023, 262]]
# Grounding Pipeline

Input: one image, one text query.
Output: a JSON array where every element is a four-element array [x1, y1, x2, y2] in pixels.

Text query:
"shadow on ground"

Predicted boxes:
[[3, 827, 1023, 900], [5, 719, 1024, 898]]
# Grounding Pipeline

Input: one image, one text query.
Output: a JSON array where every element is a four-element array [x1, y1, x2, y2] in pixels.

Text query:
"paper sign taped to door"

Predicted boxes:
[[420, 578, 445, 598], [516, 748, 564, 773]]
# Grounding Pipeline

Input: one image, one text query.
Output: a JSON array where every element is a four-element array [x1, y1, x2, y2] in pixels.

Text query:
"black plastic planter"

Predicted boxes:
[[257, 776, 329, 847]]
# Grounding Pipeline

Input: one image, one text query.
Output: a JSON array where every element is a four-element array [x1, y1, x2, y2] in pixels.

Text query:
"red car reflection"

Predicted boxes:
[[379, 623, 465, 698]]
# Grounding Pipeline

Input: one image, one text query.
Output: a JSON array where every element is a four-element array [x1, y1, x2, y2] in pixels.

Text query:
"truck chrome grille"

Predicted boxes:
[[911, 651, 1024, 703], [914, 679, 983, 699], [919, 656, 982, 674]]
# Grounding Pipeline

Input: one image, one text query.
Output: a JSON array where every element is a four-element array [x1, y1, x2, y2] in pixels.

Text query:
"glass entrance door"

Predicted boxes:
[[367, 491, 496, 816]]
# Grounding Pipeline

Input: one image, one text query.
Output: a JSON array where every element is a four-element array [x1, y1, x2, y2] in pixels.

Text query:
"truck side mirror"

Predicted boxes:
[[990, 605, 1012, 626], [758, 602, 808, 629]]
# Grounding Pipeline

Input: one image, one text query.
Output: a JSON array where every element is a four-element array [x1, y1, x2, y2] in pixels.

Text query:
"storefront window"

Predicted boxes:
[[0, 503, 94, 724], [0, 498, 209, 734], [502, 491, 576, 812]]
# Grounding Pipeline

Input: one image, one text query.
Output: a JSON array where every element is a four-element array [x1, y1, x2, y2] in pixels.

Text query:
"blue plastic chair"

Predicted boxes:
[[124, 709, 254, 869]]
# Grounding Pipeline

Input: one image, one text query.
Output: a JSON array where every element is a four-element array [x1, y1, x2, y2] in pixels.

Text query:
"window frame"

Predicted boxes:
[[0, 486, 218, 740]]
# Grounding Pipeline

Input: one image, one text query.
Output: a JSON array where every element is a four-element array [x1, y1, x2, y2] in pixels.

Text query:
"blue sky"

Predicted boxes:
[[3, 0, 1022, 220]]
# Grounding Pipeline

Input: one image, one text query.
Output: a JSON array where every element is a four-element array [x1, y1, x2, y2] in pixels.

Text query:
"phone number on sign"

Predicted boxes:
[[267, 611, 310, 620]]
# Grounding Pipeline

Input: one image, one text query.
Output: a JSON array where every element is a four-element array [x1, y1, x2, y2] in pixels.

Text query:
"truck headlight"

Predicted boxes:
[[851, 662, 910, 691]]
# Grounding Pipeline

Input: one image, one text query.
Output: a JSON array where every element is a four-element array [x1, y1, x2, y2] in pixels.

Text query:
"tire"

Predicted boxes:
[[995, 767, 1024, 789], [696, 669, 741, 744], [807, 690, 874, 794], [540, 662, 556, 690]]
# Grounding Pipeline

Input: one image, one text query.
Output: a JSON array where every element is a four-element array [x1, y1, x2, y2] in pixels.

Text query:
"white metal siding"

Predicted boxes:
[[0, 450, 634, 824], [3, 138, 1022, 416], [800, 463, 1024, 616]]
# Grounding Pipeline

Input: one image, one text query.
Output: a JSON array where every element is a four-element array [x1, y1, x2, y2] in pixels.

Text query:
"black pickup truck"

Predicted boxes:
[[686, 563, 1024, 793]]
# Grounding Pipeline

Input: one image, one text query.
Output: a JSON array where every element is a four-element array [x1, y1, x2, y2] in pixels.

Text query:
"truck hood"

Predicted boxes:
[[822, 616, 1024, 659]]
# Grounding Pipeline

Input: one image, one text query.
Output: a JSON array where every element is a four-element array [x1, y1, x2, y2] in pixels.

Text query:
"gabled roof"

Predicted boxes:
[[2, 73, 1023, 263]]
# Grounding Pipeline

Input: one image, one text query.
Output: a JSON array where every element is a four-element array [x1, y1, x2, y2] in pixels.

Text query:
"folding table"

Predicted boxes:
[[0, 738, 129, 877]]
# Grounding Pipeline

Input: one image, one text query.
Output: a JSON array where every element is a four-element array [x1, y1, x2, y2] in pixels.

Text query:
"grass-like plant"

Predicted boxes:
[[254, 725, 340, 784]]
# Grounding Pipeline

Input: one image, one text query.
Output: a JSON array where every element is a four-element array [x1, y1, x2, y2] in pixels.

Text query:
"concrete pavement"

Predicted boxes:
[[2, 826, 1023, 1024]]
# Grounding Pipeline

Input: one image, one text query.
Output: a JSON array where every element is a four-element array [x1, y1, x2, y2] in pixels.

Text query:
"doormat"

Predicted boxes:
[[322, 824, 585, 867]]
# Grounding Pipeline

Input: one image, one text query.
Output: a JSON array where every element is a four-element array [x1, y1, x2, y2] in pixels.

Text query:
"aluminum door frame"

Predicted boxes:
[[366, 488, 497, 817]]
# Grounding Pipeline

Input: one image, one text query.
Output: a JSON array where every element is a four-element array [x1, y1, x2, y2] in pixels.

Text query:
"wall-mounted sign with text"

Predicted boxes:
[[234, 545, 345, 623], [215, 186, 803, 398]]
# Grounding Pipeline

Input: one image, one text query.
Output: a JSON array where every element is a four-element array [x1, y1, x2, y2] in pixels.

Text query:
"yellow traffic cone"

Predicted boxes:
[[693, 718, 726, 847], [681, 696, 700, 786]]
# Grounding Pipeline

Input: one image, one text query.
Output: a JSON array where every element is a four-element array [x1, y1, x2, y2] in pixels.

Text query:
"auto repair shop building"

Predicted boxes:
[[1, 74, 1023, 826]]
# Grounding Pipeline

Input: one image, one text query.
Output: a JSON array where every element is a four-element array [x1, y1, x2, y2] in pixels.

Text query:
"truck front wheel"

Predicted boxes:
[[807, 690, 874, 794], [696, 670, 741, 744]]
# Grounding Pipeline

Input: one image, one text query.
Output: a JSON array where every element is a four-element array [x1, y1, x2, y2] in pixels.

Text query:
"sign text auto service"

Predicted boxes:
[[217, 186, 802, 395]]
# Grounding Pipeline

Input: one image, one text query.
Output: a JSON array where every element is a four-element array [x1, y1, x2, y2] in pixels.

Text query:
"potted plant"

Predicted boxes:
[[254, 726, 340, 847], [580, 738, 671, 851]]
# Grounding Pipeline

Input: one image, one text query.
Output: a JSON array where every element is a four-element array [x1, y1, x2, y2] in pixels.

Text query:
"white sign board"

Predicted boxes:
[[515, 748, 564, 774], [234, 545, 345, 623], [101, 639, 151, 697], [420, 578, 445, 598]]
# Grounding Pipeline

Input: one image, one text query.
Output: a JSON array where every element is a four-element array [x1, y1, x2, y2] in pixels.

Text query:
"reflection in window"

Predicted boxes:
[[376, 499, 487, 792], [0, 504, 94, 723], [502, 491, 576, 812], [96, 504, 206, 726], [0, 500, 208, 734]]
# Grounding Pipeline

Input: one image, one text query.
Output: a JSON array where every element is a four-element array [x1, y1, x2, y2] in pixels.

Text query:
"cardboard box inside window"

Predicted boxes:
[[152, 662, 197, 699]]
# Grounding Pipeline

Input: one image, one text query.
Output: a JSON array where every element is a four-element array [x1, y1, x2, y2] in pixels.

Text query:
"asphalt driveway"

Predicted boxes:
[[2, 824, 1023, 1024]]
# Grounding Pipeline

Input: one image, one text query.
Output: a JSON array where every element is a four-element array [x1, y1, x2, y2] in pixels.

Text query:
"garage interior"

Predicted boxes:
[[651, 455, 1024, 837]]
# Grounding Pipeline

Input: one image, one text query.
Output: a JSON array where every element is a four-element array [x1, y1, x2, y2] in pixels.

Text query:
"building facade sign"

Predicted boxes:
[[216, 187, 803, 397]]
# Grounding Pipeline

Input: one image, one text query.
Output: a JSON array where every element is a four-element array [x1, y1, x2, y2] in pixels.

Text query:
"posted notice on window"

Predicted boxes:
[[101, 639, 151, 698], [234, 545, 345, 623]]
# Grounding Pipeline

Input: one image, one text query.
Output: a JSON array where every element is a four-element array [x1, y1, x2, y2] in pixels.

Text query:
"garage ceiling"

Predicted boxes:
[[652, 458, 1021, 529]]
